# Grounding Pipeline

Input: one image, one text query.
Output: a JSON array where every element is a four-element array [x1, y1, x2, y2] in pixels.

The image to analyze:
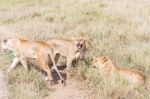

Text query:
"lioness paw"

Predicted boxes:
[[7, 69, 11, 73], [44, 76, 53, 81]]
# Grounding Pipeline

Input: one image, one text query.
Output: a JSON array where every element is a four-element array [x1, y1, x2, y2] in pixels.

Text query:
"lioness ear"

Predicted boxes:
[[71, 37, 79, 44], [80, 39, 85, 44], [74, 40, 78, 44]]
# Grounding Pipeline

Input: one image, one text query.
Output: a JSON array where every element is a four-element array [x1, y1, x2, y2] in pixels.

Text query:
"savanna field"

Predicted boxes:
[[0, 0, 150, 99]]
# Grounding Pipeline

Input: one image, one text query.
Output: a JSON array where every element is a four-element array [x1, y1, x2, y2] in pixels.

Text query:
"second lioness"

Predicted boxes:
[[92, 56, 146, 85], [47, 37, 87, 78], [1, 38, 64, 83]]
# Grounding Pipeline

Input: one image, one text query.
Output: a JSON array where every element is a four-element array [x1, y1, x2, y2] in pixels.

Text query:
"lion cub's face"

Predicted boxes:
[[91, 56, 108, 69]]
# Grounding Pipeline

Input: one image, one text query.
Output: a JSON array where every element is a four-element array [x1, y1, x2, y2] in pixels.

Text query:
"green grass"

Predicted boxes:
[[0, 0, 150, 99], [0, 52, 51, 99], [8, 69, 50, 99]]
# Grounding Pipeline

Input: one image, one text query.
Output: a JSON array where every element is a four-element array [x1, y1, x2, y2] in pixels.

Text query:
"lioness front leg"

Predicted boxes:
[[8, 57, 20, 72]]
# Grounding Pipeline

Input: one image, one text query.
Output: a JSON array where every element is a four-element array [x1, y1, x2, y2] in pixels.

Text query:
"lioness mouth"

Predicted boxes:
[[76, 43, 82, 49]]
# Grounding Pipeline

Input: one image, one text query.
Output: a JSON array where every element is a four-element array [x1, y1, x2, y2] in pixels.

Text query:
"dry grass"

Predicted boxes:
[[0, 0, 150, 99]]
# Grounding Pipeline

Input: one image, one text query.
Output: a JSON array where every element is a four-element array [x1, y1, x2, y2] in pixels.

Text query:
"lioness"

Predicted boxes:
[[92, 56, 146, 85], [1, 38, 64, 84], [47, 37, 87, 78]]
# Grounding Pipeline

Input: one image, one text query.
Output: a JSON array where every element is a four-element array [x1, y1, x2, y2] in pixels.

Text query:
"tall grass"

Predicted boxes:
[[0, 0, 150, 98]]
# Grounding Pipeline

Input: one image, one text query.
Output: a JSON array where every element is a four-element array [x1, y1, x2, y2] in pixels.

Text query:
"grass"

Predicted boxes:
[[0, 0, 150, 99]]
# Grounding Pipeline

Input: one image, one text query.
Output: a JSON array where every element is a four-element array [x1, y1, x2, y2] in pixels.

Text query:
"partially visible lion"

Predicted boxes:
[[91, 56, 146, 85], [1, 38, 64, 84], [47, 37, 87, 79]]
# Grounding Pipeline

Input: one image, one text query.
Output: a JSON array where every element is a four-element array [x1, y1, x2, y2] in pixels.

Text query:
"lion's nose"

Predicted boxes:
[[93, 66, 96, 68]]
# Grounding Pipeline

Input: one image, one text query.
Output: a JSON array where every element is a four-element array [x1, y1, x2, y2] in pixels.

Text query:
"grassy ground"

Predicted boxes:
[[0, 0, 150, 99]]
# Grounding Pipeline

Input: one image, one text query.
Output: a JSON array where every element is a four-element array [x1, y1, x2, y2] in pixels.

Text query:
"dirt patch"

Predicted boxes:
[[29, 61, 90, 99], [0, 70, 8, 99], [50, 78, 89, 99]]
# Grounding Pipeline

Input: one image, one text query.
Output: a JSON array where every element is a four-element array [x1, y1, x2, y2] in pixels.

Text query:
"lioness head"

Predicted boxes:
[[92, 56, 109, 69], [1, 39, 8, 51], [92, 56, 116, 74], [73, 37, 87, 59], [1, 38, 14, 52], [74, 39, 86, 49]]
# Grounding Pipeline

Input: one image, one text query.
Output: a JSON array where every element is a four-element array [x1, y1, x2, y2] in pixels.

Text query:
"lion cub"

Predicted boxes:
[[47, 37, 87, 79], [92, 56, 146, 85], [1, 38, 64, 84]]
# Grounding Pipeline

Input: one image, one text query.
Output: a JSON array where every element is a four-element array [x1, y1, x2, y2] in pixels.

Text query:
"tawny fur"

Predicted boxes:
[[92, 56, 146, 85], [47, 37, 87, 79], [1, 38, 64, 82]]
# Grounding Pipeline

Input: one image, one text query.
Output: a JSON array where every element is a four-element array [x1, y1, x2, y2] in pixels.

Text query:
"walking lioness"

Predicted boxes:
[[92, 56, 146, 85], [47, 37, 87, 79], [1, 38, 64, 84]]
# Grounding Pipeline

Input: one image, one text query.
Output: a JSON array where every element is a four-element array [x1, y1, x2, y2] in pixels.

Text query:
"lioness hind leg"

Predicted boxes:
[[49, 53, 65, 85], [50, 53, 60, 71], [40, 62, 53, 81], [66, 58, 73, 79], [8, 57, 20, 72], [37, 55, 53, 81], [43, 66, 53, 81], [39, 60, 53, 81], [20, 57, 28, 71]]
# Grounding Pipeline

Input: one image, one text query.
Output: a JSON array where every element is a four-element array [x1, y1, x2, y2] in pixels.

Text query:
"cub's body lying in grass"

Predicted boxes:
[[1, 38, 64, 84], [92, 56, 146, 85]]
